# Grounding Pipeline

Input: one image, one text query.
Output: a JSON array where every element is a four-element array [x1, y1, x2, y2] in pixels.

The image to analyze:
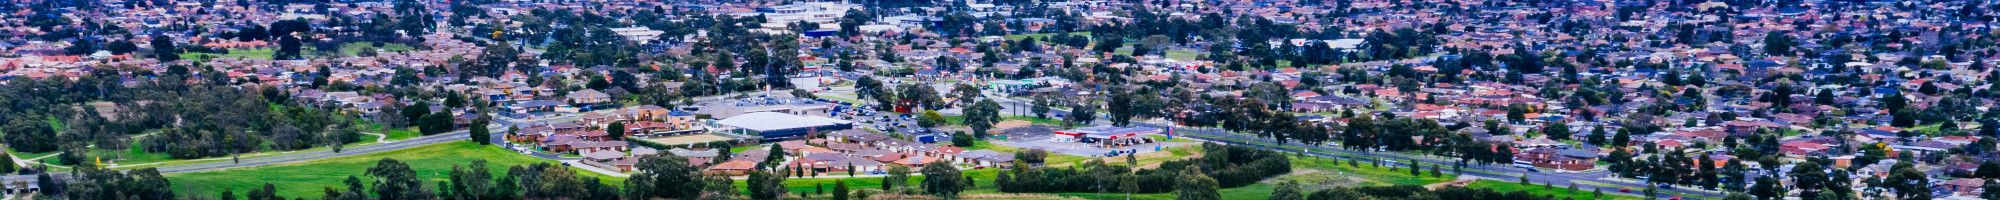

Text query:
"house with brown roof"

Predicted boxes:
[[705, 160, 758, 176], [1514, 148, 1596, 171]]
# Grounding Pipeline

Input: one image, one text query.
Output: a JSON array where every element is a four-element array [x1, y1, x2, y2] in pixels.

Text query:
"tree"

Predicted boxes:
[[1612, 128, 1632, 146], [1430, 164, 1443, 178], [152, 34, 179, 62], [1176, 167, 1221, 200], [1106, 88, 1136, 126], [747, 169, 786, 200], [887, 165, 913, 189], [1886, 163, 1931, 200], [401, 103, 431, 127], [468, 117, 491, 145], [606, 121, 626, 140], [1543, 123, 1572, 141], [1587, 125, 1608, 146], [1762, 32, 1795, 56], [3, 117, 59, 153], [1979, 162, 2000, 179], [276, 35, 304, 59], [367, 159, 432, 200], [833, 181, 851, 200], [1065, 101, 1098, 127], [0, 153, 14, 173], [1410, 159, 1422, 176], [918, 110, 947, 129], [1981, 179, 2000, 200], [951, 131, 976, 147], [758, 143, 786, 170], [921, 161, 965, 198], [1750, 175, 1784, 200], [964, 99, 1003, 138], [951, 83, 981, 106], [627, 154, 708, 199], [899, 84, 945, 110], [419, 112, 454, 135], [446, 160, 494, 200], [1032, 95, 1052, 118], [1270, 181, 1305, 200], [248, 183, 283, 200], [445, 93, 467, 108]]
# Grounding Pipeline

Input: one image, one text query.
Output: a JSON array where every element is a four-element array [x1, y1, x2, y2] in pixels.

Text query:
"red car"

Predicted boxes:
[[1619, 188, 1632, 193]]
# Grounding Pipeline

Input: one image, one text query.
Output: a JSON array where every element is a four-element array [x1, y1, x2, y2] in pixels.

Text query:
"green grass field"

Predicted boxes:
[[165, 141, 622, 199], [89, 139, 175, 166], [384, 127, 422, 141], [1287, 155, 1456, 186], [340, 42, 414, 56], [1165, 50, 1201, 60], [1466, 180, 1642, 200]]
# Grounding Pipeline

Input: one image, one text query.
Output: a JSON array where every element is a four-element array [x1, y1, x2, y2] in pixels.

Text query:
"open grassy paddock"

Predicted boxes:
[[1465, 180, 1644, 200], [165, 141, 623, 199]]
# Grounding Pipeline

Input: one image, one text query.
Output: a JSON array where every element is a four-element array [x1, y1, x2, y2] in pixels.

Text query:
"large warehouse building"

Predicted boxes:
[[715, 112, 853, 141]]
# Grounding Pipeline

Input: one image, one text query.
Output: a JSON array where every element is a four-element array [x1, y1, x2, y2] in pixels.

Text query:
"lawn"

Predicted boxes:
[[340, 42, 414, 56], [89, 139, 175, 166], [1165, 50, 1202, 60], [1148, 135, 1195, 143], [166, 141, 623, 199], [729, 145, 757, 153], [1466, 180, 1642, 200], [5, 148, 65, 166], [1287, 155, 1456, 187], [373, 126, 423, 141]]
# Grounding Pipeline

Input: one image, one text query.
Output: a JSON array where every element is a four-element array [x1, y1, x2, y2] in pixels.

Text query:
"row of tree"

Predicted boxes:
[[995, 143, 1291, 194]]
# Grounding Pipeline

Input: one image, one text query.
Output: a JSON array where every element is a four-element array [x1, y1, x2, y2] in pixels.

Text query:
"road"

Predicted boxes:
[[975, 93, 1727, 199]]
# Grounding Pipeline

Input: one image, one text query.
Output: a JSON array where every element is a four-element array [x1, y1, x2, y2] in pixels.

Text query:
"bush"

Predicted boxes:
[[996, 143, 1290, 193], [950, 131, 974, 147]]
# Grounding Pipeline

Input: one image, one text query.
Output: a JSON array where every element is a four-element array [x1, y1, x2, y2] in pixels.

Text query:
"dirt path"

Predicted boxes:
[[361, 132, 389, 142], [12, 152, 69, 169], [1425, 177, 1479, 190], [1051, 147, 1203, 169]]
